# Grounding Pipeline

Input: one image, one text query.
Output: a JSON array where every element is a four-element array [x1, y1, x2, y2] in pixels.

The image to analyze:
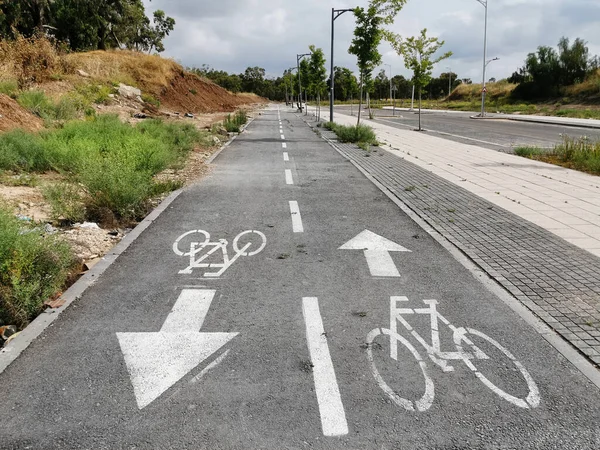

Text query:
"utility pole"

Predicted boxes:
[[475, 0, 489, 116], [329, 8, 355, 122], [447, 66, 452, 99]]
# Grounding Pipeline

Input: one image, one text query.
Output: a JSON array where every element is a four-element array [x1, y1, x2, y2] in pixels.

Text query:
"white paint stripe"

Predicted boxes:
[[160, 289, 215, 332], [282, 143, 287, 149], [289, 201, 304, 233], [285, 169, 294, 185], [283, 152, 289, 161], [302, 297, 349, 437], [281, 134, 286, 140], [189, 349, 230, 384]]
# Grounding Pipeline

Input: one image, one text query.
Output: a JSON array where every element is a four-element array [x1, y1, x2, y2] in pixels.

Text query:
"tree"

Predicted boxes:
[[348, 6, 383, 125], [307, 45, 327, 121], [369, 0, 407, 24], [241, 66, 266, 96], [331, 66, 358, 102], [388, 28, 451, 130]]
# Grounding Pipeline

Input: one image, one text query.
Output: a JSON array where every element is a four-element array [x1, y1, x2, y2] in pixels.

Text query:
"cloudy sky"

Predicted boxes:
[[142, 0, 600, 82]]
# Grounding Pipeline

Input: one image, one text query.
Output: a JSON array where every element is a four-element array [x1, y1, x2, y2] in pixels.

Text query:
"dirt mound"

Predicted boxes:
[[159, 73, 265, 113], [66, 50, 267, 113], [0, 94, 43, 132]]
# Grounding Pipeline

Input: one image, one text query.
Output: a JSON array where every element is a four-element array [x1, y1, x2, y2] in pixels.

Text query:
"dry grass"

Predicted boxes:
[[0, 35, 73, 88], [450, 80, 516, 101], [565, 69, 600, 99], [65, 50, 183, 96]]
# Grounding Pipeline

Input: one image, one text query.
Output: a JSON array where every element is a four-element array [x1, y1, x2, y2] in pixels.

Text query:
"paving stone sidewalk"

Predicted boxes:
[[310, 121, 600, 367]]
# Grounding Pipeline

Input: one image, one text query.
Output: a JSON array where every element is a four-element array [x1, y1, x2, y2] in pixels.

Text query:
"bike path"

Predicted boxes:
[[0, 106, 598, 449]]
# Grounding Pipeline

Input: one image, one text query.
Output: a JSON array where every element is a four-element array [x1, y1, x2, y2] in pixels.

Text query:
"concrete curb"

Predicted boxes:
[[0, 117, 255, 374], [300, 116, 600, 390], [470, 114, 600, 130]]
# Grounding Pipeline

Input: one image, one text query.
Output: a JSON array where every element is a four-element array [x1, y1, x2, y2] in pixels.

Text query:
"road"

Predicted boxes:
[[0, 106, 599, 449], [334, 105, 600, 152]]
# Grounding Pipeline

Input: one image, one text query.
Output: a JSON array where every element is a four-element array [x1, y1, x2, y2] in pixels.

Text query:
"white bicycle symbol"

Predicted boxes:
[[173, 229, 266, 277], [366, 296, 540, 412]]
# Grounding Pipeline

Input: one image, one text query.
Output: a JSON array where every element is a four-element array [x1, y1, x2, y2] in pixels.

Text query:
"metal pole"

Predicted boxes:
[[447, 66, 452, 98], [330, 8, 335, 122], [480, 0, 488, 117], [297, 55, 302, 111], [411, 85, 415, 110]]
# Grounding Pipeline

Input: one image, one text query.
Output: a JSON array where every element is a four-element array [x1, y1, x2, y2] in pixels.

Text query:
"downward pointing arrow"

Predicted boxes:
[[339, 230, 411, 277], [116, 289, 237, 409]]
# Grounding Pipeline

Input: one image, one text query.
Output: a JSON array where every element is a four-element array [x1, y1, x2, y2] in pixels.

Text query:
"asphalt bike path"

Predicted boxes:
[[0, 106, 599, 449]]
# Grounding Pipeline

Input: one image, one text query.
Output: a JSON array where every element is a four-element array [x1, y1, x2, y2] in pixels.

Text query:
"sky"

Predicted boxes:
[[142, 0, 600, 83]]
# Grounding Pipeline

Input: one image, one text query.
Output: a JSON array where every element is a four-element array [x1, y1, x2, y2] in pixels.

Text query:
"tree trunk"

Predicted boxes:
[[357, 74, 364, 126]]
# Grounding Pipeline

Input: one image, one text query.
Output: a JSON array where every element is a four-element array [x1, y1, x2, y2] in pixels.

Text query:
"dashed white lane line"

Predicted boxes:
[[281, 134, 286, 140], [282, 143, 287, 149], [289, 201, 304, 233], [283, 152, 289, 161], [285, 169, 294, 185], [302, 297, 349, 437]]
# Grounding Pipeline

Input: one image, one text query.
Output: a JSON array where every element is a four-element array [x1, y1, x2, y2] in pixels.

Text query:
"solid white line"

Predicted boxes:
[[283, 152, 289, 161], [160, 289, 214, 332], [281, 134, 285, 140], [289, 201, 304, 233], [282, 143, 287, 149], [285, 169, 294, 185], [302, 297, 349, 437]]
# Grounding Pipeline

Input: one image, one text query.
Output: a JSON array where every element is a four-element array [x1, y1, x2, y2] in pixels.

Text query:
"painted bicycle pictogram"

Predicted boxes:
[[366, 296, 540, 412], [173, 229, 266, 277]]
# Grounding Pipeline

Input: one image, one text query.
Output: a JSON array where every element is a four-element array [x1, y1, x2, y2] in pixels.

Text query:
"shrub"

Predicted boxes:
[[0, 206, 75, 328], [141, 93, 160, 107], [17, 90, 80, 122], [223, 110, 248, 132], [0, 80, 19, 98], [327, 123, 378, 146], [43, 182, 86, 224], [0, 129, 49, 172]]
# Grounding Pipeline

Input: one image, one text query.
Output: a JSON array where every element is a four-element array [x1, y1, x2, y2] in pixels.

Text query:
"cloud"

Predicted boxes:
[[142, 0, 600, 81]]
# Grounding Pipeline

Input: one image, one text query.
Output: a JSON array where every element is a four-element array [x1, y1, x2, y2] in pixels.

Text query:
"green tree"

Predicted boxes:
[[389, 28, 451, 130], [241, 66, 266, 95], [332, 66, 358, 101], [307, 45, 327, 121], [348, 6, 383, 125], [369, 0, 407, 24]]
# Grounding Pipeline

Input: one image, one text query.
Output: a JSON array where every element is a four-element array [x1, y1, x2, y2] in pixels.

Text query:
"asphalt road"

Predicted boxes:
[[1, 106, 599, 449], [334, 105, 600, 152]]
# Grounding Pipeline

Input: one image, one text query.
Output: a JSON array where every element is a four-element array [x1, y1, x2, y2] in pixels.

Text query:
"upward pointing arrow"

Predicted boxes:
[[116, 289, 237, 409], [339, 230, 411, 277]]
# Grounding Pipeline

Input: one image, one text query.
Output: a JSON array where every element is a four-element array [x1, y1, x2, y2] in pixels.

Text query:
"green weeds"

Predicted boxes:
[[323, 122, 378, 149], [0, 115, 209, 224], [223, 110, 248, 132], [514, 135, 600, 175], [0, 205, 76, 328]]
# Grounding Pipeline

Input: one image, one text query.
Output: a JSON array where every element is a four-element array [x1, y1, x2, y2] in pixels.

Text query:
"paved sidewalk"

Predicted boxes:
[[325, 110, 600, 258], [302, 108, 600, 367], [380, 106, 600, 129]]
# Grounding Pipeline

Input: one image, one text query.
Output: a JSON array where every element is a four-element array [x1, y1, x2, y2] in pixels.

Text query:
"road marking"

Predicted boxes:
[[289, 201, 304, 233], [283, 152, 289, 161], [173, 229, 267, 277], [302, 297, 349, 437], [117, 289, 238, 409], [339, 230, 411, 277], [285, 169, 294, 185], [281, 134, 285, 140], [282, 143, 287, 149]]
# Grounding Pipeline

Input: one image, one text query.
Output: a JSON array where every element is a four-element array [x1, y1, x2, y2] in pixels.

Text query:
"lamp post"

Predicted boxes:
[[446, 66, 452, 99], [329, 8, 354, 122], [297, 53, 310, 112], [481, 57, 499, 115], [475, 0, 489, 117]]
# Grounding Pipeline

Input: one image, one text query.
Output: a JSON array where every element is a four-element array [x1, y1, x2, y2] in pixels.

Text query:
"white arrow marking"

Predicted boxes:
[[117, 289, 237, 409], [339, 230, 411, 277]]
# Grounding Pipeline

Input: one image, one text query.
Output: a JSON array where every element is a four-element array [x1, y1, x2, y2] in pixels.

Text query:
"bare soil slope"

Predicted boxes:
[[0, 94, 43, 132]]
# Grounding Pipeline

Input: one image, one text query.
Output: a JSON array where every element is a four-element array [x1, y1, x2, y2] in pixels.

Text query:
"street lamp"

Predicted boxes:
[[481, 57, 499, 115], [446, 66, 452, 99], [475, 0, 489, 117], [329, 8, 355, 122], [297, 53, 310, 112]]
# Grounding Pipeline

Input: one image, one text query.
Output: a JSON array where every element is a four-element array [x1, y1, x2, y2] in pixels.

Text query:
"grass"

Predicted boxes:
[[0, 79, 18, 97], [323, 122, 378, 149], [0, 204, 76, 328], [514, 135, 600, 175], [17, 90, 82, 122], [0, 115, 210, 224], [223, 110, 248, 132]]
